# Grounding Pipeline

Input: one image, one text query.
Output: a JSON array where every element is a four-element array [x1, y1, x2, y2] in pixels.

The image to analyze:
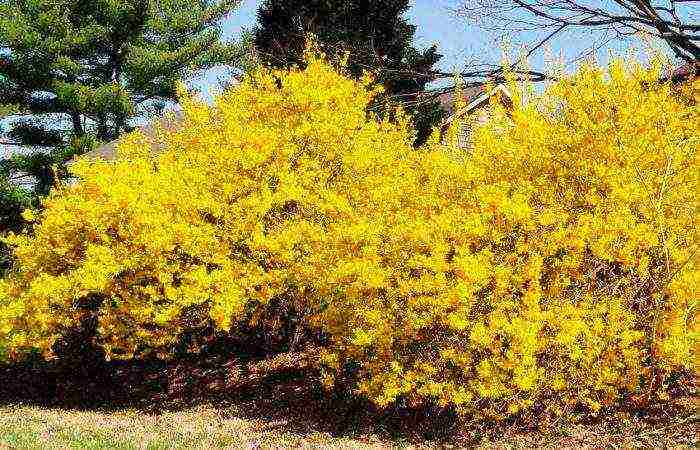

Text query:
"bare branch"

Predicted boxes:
[[455, 0, 700, 63]]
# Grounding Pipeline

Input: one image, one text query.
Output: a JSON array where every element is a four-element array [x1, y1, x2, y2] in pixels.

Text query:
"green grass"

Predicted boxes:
[[0, 405, 392, 449]]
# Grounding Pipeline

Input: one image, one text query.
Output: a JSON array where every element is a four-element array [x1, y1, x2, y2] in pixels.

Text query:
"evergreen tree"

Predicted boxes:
[[253, 0, 444, 146], [0, 0, 247, 229]]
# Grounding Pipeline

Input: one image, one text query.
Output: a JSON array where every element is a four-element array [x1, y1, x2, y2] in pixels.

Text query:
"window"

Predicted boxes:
[[458, 122, 471, 149]]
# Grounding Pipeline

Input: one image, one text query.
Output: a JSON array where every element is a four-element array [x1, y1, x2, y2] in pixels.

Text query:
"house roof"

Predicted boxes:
[[439, 83, 512, 130], [72, 78, 510, 164], [660, 61, 699, 85], [436, 85, 488, 117], [72, 78, 244, 164], [71, 110, 185, 164]]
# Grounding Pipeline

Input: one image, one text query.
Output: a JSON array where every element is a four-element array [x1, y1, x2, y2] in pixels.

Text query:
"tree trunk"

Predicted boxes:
[[71, 111, 84, 137]]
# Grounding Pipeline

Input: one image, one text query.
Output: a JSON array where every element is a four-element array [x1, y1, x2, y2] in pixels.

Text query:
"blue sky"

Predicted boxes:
[[197, 0, 510, 97], [220, 0, 493, 69], [195, 0, 512, 97], [193, 0, 646, 98]]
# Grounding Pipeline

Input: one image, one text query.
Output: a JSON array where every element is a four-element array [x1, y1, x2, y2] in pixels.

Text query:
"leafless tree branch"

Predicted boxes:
[[456, 0, 700, 63]]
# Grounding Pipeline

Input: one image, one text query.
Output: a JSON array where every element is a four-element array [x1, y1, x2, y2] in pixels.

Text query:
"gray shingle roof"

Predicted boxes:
[[436, 85, 488, 117], [72, 110, 185, 163]]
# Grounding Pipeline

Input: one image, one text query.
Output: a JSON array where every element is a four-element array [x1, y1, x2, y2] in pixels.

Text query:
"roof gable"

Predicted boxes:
[[437, 85, 487, 117], [440, 83, 512, 128]]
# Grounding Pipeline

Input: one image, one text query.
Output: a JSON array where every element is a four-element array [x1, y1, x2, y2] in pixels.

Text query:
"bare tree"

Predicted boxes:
[[457, 0, 700, 64]]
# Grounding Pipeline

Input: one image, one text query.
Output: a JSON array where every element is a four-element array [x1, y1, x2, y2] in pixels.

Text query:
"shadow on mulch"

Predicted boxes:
[[0, 343, 696, 447], [0, 342, 464, 445]]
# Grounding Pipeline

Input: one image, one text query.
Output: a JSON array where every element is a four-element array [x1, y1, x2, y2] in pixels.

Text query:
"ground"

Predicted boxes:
[[0, 384, 696, 449], [0, 402, 697, 449], [0, 348, 696, 449]]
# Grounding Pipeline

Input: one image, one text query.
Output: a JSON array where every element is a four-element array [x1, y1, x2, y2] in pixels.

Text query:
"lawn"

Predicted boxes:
[[0, 396, 696, 449], [0, 405, 390, 449]]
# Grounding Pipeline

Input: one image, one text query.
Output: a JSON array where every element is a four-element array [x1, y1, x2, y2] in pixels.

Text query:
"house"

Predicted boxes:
[[73, 62, 693, 163], [436, 83, 512, 149], [435, 61, 697, 150], [74, 80, 514, 163]]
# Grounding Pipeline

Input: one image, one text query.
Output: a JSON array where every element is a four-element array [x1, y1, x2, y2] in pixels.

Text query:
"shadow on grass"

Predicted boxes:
[[0, 343, 696, 447]]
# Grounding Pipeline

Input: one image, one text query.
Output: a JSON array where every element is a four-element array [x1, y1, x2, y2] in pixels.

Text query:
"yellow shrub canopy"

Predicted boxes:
[[0, 52, 697, 418]]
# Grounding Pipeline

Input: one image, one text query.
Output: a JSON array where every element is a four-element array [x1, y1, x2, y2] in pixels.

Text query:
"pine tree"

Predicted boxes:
[[253, 0, 444, 146], [0, 0, 247, 229]]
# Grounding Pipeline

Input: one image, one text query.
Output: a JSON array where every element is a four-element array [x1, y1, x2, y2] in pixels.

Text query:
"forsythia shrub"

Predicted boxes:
[[0, 50, 696, 419]]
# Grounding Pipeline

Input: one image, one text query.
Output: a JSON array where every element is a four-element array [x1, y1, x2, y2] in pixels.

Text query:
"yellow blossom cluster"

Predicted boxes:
[[0, 50, 696, 418]]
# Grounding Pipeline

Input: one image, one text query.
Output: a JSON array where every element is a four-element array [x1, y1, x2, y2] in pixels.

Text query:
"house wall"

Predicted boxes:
[[457, 105, 493, 149]]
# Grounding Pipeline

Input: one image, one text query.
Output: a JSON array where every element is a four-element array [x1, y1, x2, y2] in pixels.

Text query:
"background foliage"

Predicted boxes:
[[0, 0, 248, 231]]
